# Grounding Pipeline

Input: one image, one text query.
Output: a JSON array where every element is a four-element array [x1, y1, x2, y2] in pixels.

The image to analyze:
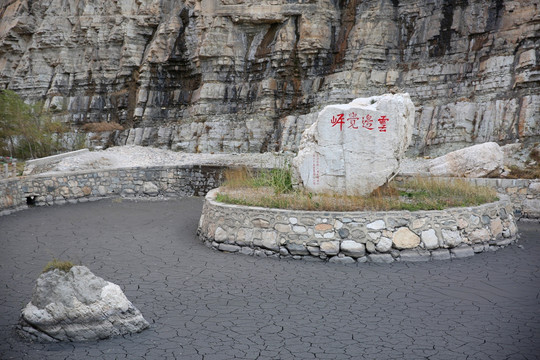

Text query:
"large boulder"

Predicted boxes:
[[292, 93, 415, 195], [428, 142, 504, 178], [18, 266, 149, 342]]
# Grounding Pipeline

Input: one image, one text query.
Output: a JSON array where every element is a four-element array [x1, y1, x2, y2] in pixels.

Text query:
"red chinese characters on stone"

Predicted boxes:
[[378, 115, 389, 132], [331, 113, 345, 131], [347, 112, 359, 129], [331, 113, 389, 132], [362, 114, 374, 130]]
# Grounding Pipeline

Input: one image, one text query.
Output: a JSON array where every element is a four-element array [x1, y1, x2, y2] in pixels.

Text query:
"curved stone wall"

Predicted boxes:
[[198, 189, 519, 263], [1, 165, 539, 219], [0, 165, 226, 216]]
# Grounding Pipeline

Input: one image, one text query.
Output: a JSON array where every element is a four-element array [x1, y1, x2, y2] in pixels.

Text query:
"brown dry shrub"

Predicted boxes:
[[506, 165, 540, 179], [81, 122, 124, 132], [529, 145, 540, 163]]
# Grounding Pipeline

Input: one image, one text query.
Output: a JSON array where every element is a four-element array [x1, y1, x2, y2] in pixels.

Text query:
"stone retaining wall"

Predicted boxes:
[[198, 188, 519, 263], [0, 166, 225, 216], [1, 165, 538, 219]]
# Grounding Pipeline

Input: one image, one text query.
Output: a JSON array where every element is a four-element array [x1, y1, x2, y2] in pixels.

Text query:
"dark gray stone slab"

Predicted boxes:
[[450, 246, 475, 259], [431, 249, 451, 261], [400, 249, 431, 262], [218, 243, 240, 253], [367, 253, 394, 263], [328, 256, 356, 264]]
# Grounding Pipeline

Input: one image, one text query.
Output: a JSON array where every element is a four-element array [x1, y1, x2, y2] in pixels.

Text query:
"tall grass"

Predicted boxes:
[[393, 177, 497, 211], [223, 166, 293, 194], [217, 168, 498, 211]]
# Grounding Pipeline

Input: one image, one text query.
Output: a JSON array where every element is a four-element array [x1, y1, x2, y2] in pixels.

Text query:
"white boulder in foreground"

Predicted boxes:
[[18, 266, 149, 342], [428, 142, 503, 178], [292, 93, 415, 195]]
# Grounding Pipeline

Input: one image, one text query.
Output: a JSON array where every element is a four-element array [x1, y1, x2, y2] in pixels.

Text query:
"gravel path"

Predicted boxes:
[[25, 145, 428, 176], [25, 146, 291, 175]]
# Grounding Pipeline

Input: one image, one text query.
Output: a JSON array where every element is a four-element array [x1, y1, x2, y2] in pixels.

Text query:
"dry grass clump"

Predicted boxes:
[[81, 122, 124, 132], [42, 259, 76, 274], [217, 168, 498, 211], [506, 165, 540, 179], [222, 167, 257, 188], [504, 145, 540, 179]]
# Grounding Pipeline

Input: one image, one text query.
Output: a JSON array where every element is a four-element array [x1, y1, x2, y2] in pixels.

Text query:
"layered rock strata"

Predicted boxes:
[[1, 0, 538, 155], [18, 266, 149, 342]]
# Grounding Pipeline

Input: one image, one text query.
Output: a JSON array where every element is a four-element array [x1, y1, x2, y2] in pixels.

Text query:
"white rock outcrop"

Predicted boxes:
[[292, 94, 415, 195], [18, 266, 149, 342], [428, 142, 504, 178]]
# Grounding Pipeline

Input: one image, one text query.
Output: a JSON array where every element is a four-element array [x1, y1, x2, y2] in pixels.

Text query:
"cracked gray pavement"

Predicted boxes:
[[0, 197, 539, 359]]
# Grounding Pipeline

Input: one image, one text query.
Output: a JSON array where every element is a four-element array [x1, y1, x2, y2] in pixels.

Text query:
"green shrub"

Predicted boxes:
[[223, 166, 293, 194], [0, 90, 68, 159], [252, 168, 293, 194]]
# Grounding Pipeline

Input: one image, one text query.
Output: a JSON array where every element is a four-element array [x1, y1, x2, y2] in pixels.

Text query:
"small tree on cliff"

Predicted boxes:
[[0, 90, 67, 159]]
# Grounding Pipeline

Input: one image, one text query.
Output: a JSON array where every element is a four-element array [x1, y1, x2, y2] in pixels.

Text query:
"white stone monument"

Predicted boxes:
[[292, 93, 415, 195]]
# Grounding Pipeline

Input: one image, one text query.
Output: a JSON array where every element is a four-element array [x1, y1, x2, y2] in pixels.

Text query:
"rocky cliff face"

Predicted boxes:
[[1, 0, 538, 155]]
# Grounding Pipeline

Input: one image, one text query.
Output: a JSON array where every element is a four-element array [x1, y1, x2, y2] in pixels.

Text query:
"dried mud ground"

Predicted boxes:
[[0, 197, 539, 360]]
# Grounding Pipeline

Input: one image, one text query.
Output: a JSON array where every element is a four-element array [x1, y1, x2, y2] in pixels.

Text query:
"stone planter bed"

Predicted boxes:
[[198, 188, 519, 263]]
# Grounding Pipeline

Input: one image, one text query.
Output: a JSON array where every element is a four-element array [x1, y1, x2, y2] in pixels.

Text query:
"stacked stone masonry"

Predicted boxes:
[[1, 166, 539, 219], [0, 163, 538, 262], [0, 165, 225, 216], [198, 189, 521, 263]]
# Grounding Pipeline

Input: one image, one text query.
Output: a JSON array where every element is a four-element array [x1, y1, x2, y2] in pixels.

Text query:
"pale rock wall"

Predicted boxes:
[[1, 0, 538, 155]]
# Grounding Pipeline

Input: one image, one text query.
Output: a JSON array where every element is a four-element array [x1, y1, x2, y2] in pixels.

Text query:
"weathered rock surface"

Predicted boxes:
[[340, 240, 365, 258], [0, 0, 538, 155], [428, 142, 504, 177], [392, 228, 421, 249], [421, 229, 439, 250], [18, 266, 149, 342], [292, 93, 415, 195]]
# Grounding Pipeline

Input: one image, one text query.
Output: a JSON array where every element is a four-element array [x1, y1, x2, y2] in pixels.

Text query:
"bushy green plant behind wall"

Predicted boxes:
[[0, 90, 68, 159]]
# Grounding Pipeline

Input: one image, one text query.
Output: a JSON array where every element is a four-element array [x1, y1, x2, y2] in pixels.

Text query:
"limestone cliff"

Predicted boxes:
[[0, 0, 538, 155]]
